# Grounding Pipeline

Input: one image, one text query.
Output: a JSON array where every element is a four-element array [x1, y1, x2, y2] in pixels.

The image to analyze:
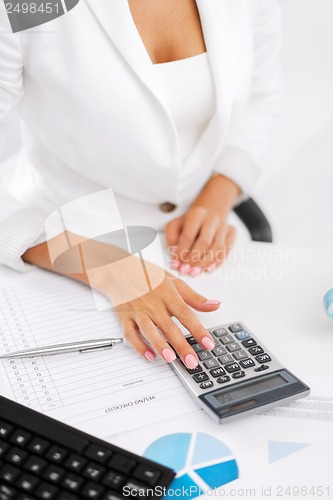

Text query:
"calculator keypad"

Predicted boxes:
[[184, 323, 273, 391]]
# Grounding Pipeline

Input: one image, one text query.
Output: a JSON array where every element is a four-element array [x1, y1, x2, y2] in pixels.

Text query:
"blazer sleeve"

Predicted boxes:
[[212, 0, 282, 194], [0, 3, 46, 272]]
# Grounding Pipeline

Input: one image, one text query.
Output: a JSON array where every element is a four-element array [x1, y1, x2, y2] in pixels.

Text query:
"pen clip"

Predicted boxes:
[[79, 344, 115, 354]]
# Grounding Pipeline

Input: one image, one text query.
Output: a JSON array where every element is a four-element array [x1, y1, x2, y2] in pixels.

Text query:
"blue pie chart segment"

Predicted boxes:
[[144, 432, 239, 498]]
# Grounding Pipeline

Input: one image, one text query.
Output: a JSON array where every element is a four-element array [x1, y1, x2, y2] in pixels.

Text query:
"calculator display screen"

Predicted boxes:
[[215, 374, 287, 404]]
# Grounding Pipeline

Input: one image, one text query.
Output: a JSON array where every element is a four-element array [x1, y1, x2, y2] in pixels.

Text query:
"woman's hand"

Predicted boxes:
[[166, 206, 236, 275], [99, 256, 220, 368], [165, 174, 240, 275]]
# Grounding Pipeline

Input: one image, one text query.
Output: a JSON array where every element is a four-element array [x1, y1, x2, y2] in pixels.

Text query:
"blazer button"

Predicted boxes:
[[159, 202, 177, 213]]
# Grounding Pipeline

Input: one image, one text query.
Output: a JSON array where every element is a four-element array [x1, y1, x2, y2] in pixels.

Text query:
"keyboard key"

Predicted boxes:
[[256, 353, 272, 363], [45, 445, 68, 464], [228, 323, 243, 333], [187, 365, 202, 375], [102, 493, 123, 500], [108, 454, 137, 475], [232, 371, 246, 379], [239, 358, 255, 369], [28, 437, 50, 456], [220, 335, 234, 345], [225, 362, 241, 373], [0, 463, 21, 483], [43, 464, 65, 484], [56, 492, 78, 500], [65, 453, 87, 472], [226, 342, 241, 353], [84, 444, 112, 464], [0, 421, 14, 440], [17, 473, 39, 492], [24, 455, 48, 475], [83, 462, 105, 481], [209, 367, 226, 378], [0, 484, 18, 499], [10, 430, 32, 448], [218, 354, 234, 365], [34, 482, 58, 499], [212, 328, 228, 337], [6, 446, 28, 466], [216, 375, 231, 384], [133, 464, 161, 486], [248, 345, 264, 355], [193, 372, 209, 383], [242, 338, 257, 348], [234, 330, 251, 341], [0, 439, 10, 458], [102, 470, 126, 489], [62, 472, 85, 492], [81, 482, 105, 499], [124, 480, 149, 496], [198, 350, 212, 361], [199, 380, 214, 390], [212, 346, 227, 357], [232, 350, 248, 361], [203, 358, 220, 369]]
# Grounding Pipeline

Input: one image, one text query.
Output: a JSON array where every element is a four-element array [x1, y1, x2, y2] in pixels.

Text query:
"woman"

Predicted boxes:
[[0, 0, 281, 368]]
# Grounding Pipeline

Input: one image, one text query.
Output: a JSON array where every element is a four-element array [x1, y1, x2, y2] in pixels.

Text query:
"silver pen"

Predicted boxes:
[[0, 338, 124, 359]]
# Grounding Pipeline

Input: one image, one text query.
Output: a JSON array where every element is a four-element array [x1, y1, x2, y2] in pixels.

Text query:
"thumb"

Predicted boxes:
[[176, 279, 221, 311]]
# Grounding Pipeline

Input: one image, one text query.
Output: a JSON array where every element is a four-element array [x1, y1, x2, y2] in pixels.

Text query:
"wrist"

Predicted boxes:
[[191, 174, 240, 217]]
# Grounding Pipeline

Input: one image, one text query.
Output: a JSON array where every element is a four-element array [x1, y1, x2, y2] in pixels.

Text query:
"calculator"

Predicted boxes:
[[171, 322, 310, 423]]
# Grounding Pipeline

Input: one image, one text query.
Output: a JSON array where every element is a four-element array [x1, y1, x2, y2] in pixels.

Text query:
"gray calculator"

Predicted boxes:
[[171, 322, 310, 423]]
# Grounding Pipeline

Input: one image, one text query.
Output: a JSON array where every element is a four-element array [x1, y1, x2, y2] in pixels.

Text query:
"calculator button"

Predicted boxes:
[[234, 330, 251, 341], [193, 372, 209, 383], [212, 346, 227, 357], [186, 337, 197, 345], [203, 358, 220, 369], [220, 335, 234, 345], [228, 323, 243, 333], [192, 343, 204, 353], [233, 350, 248, 361], [239, 358, 255, 369], [232, 371, 246, 379], [218, 354, 234, 365], [225, 362, 241, 373], [242, 338, 257, 348], [226, 342, 241, 353], [216, 375, 231, 384], [254, 364, 270, 372], [199, 380, 214, 390], [255, 353, 272, 363], [209, 367, 226, 378], [187, 365, 203, 374], [212, 328, 228, 337], [248, 345, 264, 355], [198, 351, 212, 361]]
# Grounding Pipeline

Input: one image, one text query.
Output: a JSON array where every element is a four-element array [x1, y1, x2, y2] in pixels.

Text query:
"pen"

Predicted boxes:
[[0, 338, 124, 358]]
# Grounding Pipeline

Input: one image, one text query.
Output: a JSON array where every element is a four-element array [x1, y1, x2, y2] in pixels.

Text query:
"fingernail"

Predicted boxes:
[[170, 260, 181, 270], [168, 245, 178, 253], [204, 299, 221, 306], [180, 264, 191, 275], [201, 336, 215, 351], [162, 348, 177, 362], [189, 266, 201, 277], [144, 351, 156, 362], [204, 263, 216, 272], [185, 354, 199, 369]]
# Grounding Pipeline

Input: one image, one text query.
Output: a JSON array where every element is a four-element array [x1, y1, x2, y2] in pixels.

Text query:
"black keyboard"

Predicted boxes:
[[0, 395, 175, 499]]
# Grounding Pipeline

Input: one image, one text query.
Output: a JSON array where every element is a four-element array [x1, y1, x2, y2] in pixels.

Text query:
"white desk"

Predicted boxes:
[[1, 242, 333, 499]]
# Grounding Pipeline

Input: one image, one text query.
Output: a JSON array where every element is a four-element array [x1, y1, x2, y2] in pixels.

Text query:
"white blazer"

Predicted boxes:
[[0, 0, 282, 270]]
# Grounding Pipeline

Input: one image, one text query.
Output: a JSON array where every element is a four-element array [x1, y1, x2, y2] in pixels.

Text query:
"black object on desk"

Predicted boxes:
[[0, 395, 175, 499]]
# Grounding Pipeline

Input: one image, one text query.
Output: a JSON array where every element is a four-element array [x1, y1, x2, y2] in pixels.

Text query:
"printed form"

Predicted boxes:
[[0, 271, 198, 438]]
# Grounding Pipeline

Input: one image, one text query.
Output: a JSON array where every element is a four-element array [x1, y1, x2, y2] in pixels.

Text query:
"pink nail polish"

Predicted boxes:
[[185, 354, 198, 369], [170, 260, 181, 270], [189, 266, 201, 277], [204, 299, 221, 306], [162, 348, 177, 363], [201, 336, 215, 351], [205, 263, 216, 272], [180, 264, 190, 275], [144, 351, 156, 362]]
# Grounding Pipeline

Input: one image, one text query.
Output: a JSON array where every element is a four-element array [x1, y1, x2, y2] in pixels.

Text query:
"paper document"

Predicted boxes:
[[0, 271, 198, 437]]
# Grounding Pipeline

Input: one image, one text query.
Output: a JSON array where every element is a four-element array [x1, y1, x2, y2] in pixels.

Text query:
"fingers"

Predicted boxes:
[[174, 208, 205, 267], [122, 319, 156, 362], [175, 279, 221, 311], [185, 214, 220, 268]]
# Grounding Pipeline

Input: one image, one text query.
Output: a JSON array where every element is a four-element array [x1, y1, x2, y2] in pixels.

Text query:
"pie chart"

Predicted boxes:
[[144, 432, 239, 499]]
